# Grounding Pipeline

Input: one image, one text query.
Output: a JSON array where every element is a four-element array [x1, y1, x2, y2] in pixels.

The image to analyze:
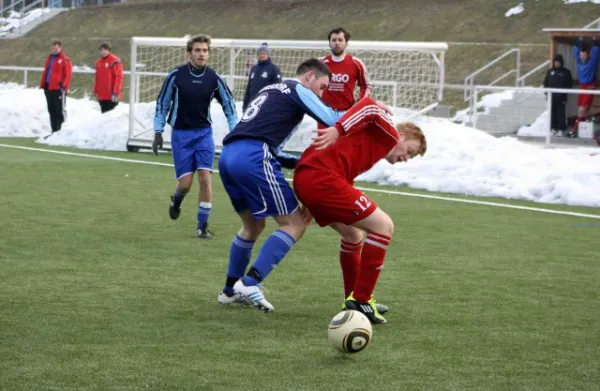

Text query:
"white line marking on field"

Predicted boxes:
[[2, 143, 599, 220]]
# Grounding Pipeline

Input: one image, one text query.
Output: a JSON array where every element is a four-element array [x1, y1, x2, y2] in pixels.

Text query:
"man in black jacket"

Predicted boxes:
[[242, 43, 282, 111], [543, 54, 573, 136]]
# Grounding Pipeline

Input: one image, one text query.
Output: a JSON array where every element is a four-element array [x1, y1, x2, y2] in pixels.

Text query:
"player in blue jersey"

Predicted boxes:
[[153, 35, 238, 239], [217, 58, 349, 312]]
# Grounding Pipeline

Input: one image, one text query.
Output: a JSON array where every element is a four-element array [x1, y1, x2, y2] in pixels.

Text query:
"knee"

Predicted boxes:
[[198, 171, 211, 187], [240, 220, 265, 241], [377, 214, 394, 238], [341, 229, 363, 244], [178, 175, 193, 191], [280, 214, 308, 241]]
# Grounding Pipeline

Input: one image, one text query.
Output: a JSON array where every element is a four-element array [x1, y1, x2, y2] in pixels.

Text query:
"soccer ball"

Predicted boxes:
[[327, 310, 372, 353]]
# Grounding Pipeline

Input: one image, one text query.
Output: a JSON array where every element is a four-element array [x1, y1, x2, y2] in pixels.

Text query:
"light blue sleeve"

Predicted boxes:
[[295, 83, 345, 126], [153, 69, 177, 132], [215, 75, 239, 131]]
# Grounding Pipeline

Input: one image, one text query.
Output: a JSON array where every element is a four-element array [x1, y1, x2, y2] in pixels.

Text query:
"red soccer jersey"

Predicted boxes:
[[297, 97, 399, 181], [321, 54, 371, 110]]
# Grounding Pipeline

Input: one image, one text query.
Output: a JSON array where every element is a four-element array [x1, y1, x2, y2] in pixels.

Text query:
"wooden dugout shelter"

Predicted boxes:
[[542, 28, 600, 117]]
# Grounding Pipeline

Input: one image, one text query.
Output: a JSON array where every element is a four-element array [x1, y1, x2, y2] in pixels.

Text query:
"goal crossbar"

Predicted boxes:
[[131, 37, 448, 52]]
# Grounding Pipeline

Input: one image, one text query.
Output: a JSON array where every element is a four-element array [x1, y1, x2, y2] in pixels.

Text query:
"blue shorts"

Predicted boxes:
[[171, 127, 215, 179], [219, 139, 299, 220]]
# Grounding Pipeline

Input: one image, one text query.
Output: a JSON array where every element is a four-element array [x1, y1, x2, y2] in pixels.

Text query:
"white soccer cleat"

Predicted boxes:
[[217, 291, 253, 306], [233, 280, 274, 313]]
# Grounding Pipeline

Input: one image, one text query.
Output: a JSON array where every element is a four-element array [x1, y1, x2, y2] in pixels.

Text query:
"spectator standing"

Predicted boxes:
[[40, 40, 72, 137], [543, 54, 573, 137], [94, 42, 124, 113], [242, 43, 282, 111], [572, 37, 600, 137]]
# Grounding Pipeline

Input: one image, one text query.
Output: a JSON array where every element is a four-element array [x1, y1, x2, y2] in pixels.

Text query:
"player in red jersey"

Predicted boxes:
[[320, 27, 371, 112], [293, 97, 427, 324]]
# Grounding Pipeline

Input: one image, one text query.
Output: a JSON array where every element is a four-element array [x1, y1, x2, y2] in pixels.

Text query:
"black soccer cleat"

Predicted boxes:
[[344, 297, 387, 324], [169, 195, 181, 220], [342, 299, 388, 314], [196, 223, 213, 239]]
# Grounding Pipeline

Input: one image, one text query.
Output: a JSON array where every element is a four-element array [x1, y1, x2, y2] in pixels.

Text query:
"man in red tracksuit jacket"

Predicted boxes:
[[40, 40, 72, 134], [93, 42, 124, 113]]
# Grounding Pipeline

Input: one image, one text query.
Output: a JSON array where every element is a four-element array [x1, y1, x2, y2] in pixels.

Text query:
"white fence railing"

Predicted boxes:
[[472, 85, 600, 145], [463, 48, 521, 104]]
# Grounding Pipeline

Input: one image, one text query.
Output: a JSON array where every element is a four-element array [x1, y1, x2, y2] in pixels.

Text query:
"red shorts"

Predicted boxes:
[[293, 166, 378, 227], [578, 83, 597, 108]]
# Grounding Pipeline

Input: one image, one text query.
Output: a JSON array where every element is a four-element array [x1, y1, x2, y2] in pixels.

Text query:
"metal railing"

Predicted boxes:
[[0, 0, 46, 38], [584, 16, 600, 29], [517, 60, 550, 87], [463, 48, 520, 103]]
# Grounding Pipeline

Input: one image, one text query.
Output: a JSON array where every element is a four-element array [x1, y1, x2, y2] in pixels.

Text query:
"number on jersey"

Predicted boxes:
[[354, 196, 372, 212], [241, 93, 268, 122]]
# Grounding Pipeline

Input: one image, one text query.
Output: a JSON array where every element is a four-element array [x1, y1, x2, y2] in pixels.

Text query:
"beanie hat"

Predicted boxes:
[[258, 42, 269, 54]]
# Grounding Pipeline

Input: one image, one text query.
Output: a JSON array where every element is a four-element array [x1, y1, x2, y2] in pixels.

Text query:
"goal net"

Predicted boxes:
[[128, 37, 447, 152]]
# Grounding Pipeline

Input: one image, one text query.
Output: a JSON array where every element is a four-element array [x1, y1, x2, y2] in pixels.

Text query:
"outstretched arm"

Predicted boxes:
[[312, 97, 397, 150], [295, 83, 346, 126]]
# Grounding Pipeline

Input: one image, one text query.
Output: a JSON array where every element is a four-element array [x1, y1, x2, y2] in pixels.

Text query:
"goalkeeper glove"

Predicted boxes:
[[152, 132, 163, 155], [111, 94, 119, 103]]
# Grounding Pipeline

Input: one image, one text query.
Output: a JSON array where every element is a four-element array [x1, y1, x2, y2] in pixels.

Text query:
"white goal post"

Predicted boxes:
[[127, 37, 447, 152]]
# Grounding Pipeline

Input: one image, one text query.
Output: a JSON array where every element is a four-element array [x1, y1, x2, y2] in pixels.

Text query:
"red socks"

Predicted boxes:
[[340, 239, 362, 298], [353, 233, 390, 302]]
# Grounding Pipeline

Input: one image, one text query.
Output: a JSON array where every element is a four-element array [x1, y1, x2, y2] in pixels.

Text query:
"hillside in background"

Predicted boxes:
[[0, 0, 598, 109]]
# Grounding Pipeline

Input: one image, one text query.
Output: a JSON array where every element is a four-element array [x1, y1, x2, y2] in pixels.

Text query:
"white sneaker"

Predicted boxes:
[[218, 291, 253, 306], [233, 280, 274, 312]]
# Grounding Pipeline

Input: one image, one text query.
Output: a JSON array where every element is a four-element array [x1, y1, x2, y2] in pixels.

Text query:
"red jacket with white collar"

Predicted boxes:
[[93, 53, 124, 101], [40, 52, 72, 92]]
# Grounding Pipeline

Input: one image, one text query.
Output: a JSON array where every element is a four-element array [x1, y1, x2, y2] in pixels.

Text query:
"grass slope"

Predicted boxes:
[[0, 141, 599, 391]]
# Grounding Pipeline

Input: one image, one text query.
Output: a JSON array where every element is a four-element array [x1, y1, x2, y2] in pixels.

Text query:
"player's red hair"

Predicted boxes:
[[396, 122, 427, 157]]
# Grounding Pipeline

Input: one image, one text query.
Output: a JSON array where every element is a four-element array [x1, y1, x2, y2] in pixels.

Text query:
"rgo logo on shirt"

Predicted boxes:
[[331, 73, 350, 83]]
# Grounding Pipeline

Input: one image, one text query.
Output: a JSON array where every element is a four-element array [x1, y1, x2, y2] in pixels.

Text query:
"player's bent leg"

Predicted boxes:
[[219, 210, 266, 307], [274, 208, 308, 241], [233, 209, 306, 313], [330, 223, 363, 299], [331, 222, 390, 316], [196, 169, 213, 239], [344, 208, 394, 324], [169, 130, 196, 220], [169, 173, 193, 220]]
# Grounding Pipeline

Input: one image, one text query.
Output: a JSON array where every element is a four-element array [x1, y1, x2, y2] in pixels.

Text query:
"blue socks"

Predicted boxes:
[[197, 202, 212, 229], [223, 235, 256, 295], [242, 230, 296, 286]]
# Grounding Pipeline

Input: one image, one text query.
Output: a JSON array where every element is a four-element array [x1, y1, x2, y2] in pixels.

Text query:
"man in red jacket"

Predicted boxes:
[[40, 40, 72, 135], [93, 42, 124, 113]]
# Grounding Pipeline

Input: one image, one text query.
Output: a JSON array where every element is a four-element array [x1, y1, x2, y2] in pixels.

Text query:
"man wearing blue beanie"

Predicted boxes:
[[242, 42, 282, 111]]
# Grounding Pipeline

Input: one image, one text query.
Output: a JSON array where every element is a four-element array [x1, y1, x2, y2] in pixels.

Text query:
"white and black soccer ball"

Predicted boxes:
[[327, 310, 373, 353]]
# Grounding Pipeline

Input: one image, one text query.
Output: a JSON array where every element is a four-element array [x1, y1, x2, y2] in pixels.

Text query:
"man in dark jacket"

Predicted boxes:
[[543, 54, 573, 136], [242, 43, 282, 111]]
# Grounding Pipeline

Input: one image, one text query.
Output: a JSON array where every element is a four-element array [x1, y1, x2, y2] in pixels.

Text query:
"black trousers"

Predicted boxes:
[[551, 98, 567, 132], [99, 100, 119, 113], [44, 89, 66, 132]]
